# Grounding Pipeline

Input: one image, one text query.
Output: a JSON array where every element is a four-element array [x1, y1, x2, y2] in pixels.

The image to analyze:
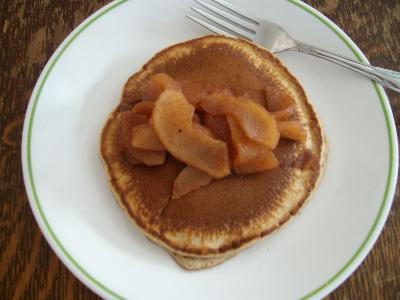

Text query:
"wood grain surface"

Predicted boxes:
[[0, 0, 399, 299]]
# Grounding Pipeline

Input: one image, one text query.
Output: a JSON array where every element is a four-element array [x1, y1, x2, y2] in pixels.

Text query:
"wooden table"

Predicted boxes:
[[0, 1, 398, 299]]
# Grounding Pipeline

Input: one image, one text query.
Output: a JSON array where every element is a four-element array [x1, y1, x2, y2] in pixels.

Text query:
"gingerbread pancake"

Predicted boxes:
[[100, 35, 326, 269]]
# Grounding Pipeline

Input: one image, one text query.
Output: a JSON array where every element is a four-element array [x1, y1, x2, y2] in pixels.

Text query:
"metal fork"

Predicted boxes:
[[187, 0, 400, 93]]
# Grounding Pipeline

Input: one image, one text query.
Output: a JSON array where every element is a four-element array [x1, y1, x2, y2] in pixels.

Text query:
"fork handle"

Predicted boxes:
[[293, 41, 400, 93]]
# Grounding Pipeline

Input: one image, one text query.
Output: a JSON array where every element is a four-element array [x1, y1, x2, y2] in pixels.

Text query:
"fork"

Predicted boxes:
[[187, 0, 400, 93]]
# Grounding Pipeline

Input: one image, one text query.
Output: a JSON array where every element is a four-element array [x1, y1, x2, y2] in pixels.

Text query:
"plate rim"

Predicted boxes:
[[20, 0, 398, 299]]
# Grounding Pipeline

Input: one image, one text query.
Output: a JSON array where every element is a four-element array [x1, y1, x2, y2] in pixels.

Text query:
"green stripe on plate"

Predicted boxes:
[[24, 0, 397, 299], [288, 0, 396, 299], [26, 0, 129, 299]]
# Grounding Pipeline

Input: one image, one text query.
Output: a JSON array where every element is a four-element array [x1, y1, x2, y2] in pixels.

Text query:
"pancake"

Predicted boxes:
[[100, 35, 327, 265], [169, 251, 234, 270]]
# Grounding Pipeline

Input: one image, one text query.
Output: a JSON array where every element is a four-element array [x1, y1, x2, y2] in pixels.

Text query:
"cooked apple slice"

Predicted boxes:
[[129, 147, 166, 166], [193, 123, 213, 137], [131, 123, 165, 151], [201, 94, 280, 149], [132, 101, 154, 116], [181, 80, 233, 107], [278, 121, 307, 142], [151, 89, 230, 178], [237, 92, 265, 107], [192, 113, 201, 124], [234, 150, 279, 174], [228, 117, 278, 174], [172, 166, 212, 199], [120, 111, 165, 165], [120, 111, 148, 162], [141, 73, 181, 102], [265, 86, 295, 111], [271, 107, 294, 121], [120, 110, 148, 129], [204, 113, 231, 144]]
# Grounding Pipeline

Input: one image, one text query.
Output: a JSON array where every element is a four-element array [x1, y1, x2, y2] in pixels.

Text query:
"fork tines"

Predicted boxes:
[[188, 0, 259, 41]]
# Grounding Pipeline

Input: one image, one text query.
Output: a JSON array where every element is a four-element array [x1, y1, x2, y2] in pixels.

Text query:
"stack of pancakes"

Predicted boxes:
[[100, 35, 326, 270]]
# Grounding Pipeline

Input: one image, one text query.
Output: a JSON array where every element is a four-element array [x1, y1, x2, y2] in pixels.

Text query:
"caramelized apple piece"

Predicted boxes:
[[271, 107, 294, 121], [234, 150, 279, 174], [172, 166, 212, 199], [265, 86, 294, 111], [120, 111, 148, 162], [278, 121, 307, 142], [193, 123, 213, 137], [141, 73, 181, 101], [201, 94, 280, 149], [237, 92, 265, 107], [181, 80, 233, 107], [129, 147, 166, 166], [120, 110, 148, 129], [204, 114, 231, 144], [132, 101, 154, 116], [120, 111, 165, 166], [151, 89, 230, 178], [131, 123, 165, 151], [228, 117, 278, 174], [192, 113, 201, 124]]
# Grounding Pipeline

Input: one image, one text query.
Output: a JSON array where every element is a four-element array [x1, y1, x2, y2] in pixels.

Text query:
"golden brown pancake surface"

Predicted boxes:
[[101, 35, 326, 258]]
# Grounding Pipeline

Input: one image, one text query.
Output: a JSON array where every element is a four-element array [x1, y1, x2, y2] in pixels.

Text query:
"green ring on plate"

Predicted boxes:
[[288, 0, 396, 298], [24, 0, 397, 299]]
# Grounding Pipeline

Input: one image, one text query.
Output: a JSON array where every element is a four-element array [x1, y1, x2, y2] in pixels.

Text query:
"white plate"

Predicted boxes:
[[21, 0, 398, 299]]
